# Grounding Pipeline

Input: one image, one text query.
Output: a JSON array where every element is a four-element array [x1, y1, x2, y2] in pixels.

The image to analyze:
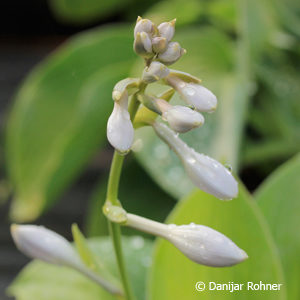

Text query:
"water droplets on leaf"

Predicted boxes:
[[132, 138, 144, 152], [154, 143, 170, 160], [130, 236, 145, 250], [141, 256, 152, 267]]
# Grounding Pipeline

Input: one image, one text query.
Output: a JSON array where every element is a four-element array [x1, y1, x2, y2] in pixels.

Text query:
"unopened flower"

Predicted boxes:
[[11, 224, 122, 295], [154, 98, 204, 133], [134, 17, 156, 38], [142, 61, 170, 83], [162, 105, 204, 133], [11, 224, 81, 267], [125, 213, 248, 267], [166, 75, 217, 112], [133, 32, 153, 58], [158, 42, 186, 65], [157, 19, 176, 42], [152, 36, 167, 53], [107, 91, 134, 153], [153, 121, 238, 199]]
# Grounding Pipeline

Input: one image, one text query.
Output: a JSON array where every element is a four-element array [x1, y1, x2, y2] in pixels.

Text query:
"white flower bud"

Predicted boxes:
[[167, 76, 217, 112], [134, 17, 156, 38], [162, 105, 204, 133], [126, 214, 248, 267], [158, 42, 186, 65], [157, 19, 176, 42], [11, 224, 81, 267], [133, 32, 153, 58], [152, 36, 167, 53], [107, 91, 134, 153], [11, 224, 123, 295], [142, 61, 170, 83], [153, 122, 238, 199]]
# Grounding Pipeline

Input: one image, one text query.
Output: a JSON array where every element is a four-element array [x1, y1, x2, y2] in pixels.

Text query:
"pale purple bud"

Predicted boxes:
[[152, 36, 167, 53], [157, 19, 176, 42], [153, 122, 238, 199], [133, 32, 153, 58], [167, 76, 217, 112], [126, 214, 248, 267], [158, 42, 186, 65], [162, 105, 204, 133], [107, 91, 134, 153], [134, 17, 156, 38], [142, 61, 170, 83], [11, 224, 81, 267], [11, 224, 122, 295]]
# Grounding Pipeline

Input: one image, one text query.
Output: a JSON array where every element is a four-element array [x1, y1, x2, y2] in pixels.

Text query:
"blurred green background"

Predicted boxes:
[[0, 0, 300, 299]]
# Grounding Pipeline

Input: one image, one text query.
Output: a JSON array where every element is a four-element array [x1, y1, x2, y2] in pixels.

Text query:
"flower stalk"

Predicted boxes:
[[105, 93, 141, 300]]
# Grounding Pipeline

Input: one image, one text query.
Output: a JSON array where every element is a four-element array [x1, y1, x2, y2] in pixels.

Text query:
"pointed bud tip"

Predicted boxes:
[[241, 250, 249, 261], [137, 16, 142, 22], [170, 18, 177, 26], [112, 91, 122, 101]]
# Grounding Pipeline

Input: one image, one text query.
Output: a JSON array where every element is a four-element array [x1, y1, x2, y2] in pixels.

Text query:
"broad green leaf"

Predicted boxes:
[[85, 158, 175, 237], [256, 153, 300, 300], [149, 186, 287, 299], [132, 27, 248, 198], [48, 0, 132, 24], [8, 236, 153, 300], [6, 26, 135, 222]]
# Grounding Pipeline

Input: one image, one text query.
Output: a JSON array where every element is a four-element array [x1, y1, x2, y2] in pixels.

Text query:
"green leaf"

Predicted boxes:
[[256, 153, 300, 300], [72, 224, 101, 271], [132, 27, 248, 198], [85, 158, 175, 237], [48, 0, 132, 24], [8, 236, 153, 300], [6, 26, 135, 222], [149, 185, 287, 299]]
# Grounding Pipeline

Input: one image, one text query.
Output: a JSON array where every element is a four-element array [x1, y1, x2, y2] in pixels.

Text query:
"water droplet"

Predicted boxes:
[[167, 224, 176, 229], [154, 144, 169, 160], [167, 166, 184, 182], [189, 222, 196, 228], [178, 81, 186, 88], [184, 87, 196, 96], [141, 256, 152, 267], [186, 155, 196, 164], [224, 163, 232, 172], [131, 236, 145, 250]]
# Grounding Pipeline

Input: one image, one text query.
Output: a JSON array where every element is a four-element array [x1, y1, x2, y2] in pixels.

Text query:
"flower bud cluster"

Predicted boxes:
[[107, 17, 237, 202], [134, 17, 186, 65], [104, 17, 246, 269]]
